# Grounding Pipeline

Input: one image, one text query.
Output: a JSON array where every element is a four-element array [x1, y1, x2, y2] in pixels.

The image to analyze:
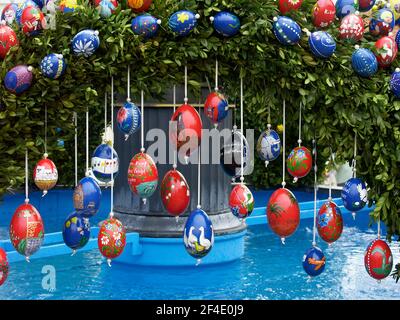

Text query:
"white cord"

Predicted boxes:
[[352, 133, 357, 178], [377, 217, 381, 239], [328, 152, 333, 201], [25, 148, 29, 203], [240, 77, 244, 183], [85, 108, 89, 175], [197, 104, 201, 209], [141, 90, 145, 153], [312, 139, 317, 247], [282, 100, 286, 188], [184, 65, 188, 104], [74, 112, 78, 187], [104, 92, 107, 135], [298, 102, 302, 146], [44, 105, 47, 155], [127, 65, 131, 102], [110, 77, 114, 218], [215, 59, 218, 92], [173, 85, 177, 169]]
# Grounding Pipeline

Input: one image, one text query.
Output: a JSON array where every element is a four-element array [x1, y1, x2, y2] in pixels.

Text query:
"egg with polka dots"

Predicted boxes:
[[273, 16, 302, 46], [351, 47, 378, 78], [40, 53, 67, 80]]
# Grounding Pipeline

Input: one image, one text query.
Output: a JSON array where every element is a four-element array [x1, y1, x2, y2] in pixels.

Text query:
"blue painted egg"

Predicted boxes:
[[359, 0, 375, 12], [4, 65, 33, 95], [396, 30, 400, 48], [168, 10, 199, 36], [303, 247, 326, 277], [272, 16, 301, 46], [308, 31, 336, 59], [117, 101, 141, 139], [204, 91, 229, 125], [256, 129, 281, 162], [91, 143, 119, 183], [32, 0, 45, 9], [184, 208, 214, 259], [390, 69, 400, 98], [335, 0, 359, 18], [62, 212, 90, 251], [212, 11, 240, 37], [369, 8, 395, 36], [15, 0, 38, 25], [73, 177, 102, 217], [40, 53, 67, 80], [1, 3, 18, 25], [72, 29, 100, 57], [341, 177, 368, 213], [351, 47, 378, 77], [131, 14, 160, 38]]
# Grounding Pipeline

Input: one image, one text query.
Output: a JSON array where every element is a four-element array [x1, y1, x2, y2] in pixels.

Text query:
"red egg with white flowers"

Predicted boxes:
[[279, 0, 303, 14], [375, 36, 397, 68], [312, 0, 336, 28], [160, 169, 190, 216], [98, 217, 126, 261], [339, 14, 364, 41]]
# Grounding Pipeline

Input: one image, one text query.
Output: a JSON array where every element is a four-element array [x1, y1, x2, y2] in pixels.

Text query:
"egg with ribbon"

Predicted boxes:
[[1, 3, 18, 25], [160, 169, 190, 217], [73, 176, 102, 218], [184, 208, 214, 259], [0, 249, 8, 286], [272, 16, 301, 46], [127, 0, 152, 12], [303, 247, 326, 277], [94, 0, 118, 17], [370, 8, 395, 36], [335, 0, 359, 19], [4, 65, 33, 95], [229, 184, 255, 219], [0, 22, 19, 59], [128, 152, 158, 199], [21, 5, 46, 36], [220, 130, 250, 178], [312, 0, 336, 28], [317, 201, 343, 243], [287, 146, 312, 180], [62, 212, 90, 251], [9, 202, 44, 259], [168, 10, 199, 36], [91, 143, 119, 183], [279, 0, 303, 14], [211, 11, 240, 37], [59, 0, 78, 13], [98, 217, 126, 263], [33, 155, 58, 196], [359, 0, 375, 11], [131, 14, 161, 38], [339, 13, 364, 41], [351, 47, 378, 77], [72, 29, 100, 57], [364, 238, 393, 280], [204, 91, 229, 125], [390, 68, 400, 98], [375, 35, 398, 67], [341, 177, 368, 214], [40, 53, 67, 79], [309, 31, 336, 58], [256, 129, 281, 164], [15, 0, 38, 25], [117, 101, 141, 140]]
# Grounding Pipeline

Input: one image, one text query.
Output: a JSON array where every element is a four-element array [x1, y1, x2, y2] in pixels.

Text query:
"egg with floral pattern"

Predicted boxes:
[[335, 0, 359, 19], [131, 14, 160, 38], [21, 5, 46, 36], [272, 16, 301, 45], [312, 0, 336, 28], [309, 30, 336, 58], [94, 0, 118, 17], [128, 152, 158, 199], [127, 0, 152, 12], [91, 143, 119, 183], [4, 65, 33, 95], [229, 184, 255, 219], [287, 146, 312, 179], [211, 11, 240, 37], [0, 249, 8, 286], [98, 217, 126, 260], [341, 177, 368, 213], [303, 247, 326, 277], [160, 169, 190, 217], [1, 3, 18, 25], [339, 13, 364, 41], [351, 47, 378, 77], [62, 212, 90, 251], [117, 101, 141, 139], [73, 176, 102, 218], [169, 10, 199, 36], [375, 35, 397, 68], [317, 201, 343, 243], [364, 238, 393, 280], [0, 23, 18, 59], [72, 29, 100, 57], [15, 0, 38, 25], [370, 8, 395, 36], [40, 53, 67, 79]]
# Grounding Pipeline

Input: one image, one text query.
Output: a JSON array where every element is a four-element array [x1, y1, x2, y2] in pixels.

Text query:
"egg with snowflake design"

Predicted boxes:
[[211, 11, 240, 37], [309, 31, 336, 58], [229, 184, 255, 219], [94, 0, 118, 18], [266, 188, 300, 241], [339, 13, 364, 41], [128, 152, 158, 199], [21, 6, 46, 36], [98, 217, 126, 262], [341, 177, 368, 213], [117, 101, 141, 139], [1, 3, 18, 25], [91, 143, 119, 183], [220, 130, 251, 177], [312, 0, 336, 28], [351, 47, 378, 77], [0, 22, 19, 59], [335, 0, 359, 19], [364, 238, 393, 280], [0, 248, 8, 286], [131, 14, 160, 38], [359, 0, 375, 11], [4, 65, 33, 95], [72, 29, 100, 57], [256, 129, 281, 163], [9, 203, 44, 259], [287, 146, 312, 180], [272, 16, 302, 45], [15, 0, 38, 25], [303, 247, 326, 277], [317, 201, 343, 243], [390, 68, 400, 98], [375, 35, 397, 68], [40, 53, 67, 79], [184, 208, 214, 259], [127, 0, 152, 12], [204, 91, 229, 125], [62, 212, 90, 251], [279, 0, 303, 14], [59, 0, 78, 13], [33, 155, 58, 195], [370, 8, 395, 36], [73, 176, 102, 218], [160, 169, 190, 217], [169, 10, 199, 36]]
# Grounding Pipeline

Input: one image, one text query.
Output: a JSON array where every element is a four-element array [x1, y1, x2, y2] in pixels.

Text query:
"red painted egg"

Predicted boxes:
[[127, 0, 152, 12], [0, 248, 8, 286], [160, 169, 190, 216], [339, 14, 364, 41], [266, 188, 300, 239], [316, 201, 343, 243], [312, 0, 336, 28], [0, 22, 18, 59], [229, 184, 255, 219], [279, 0, 303, 14], [98, 217, 126, 260], [21, 6, 46, 36], [287, 146, 312, 179], [9, 203, 44, 258], [170, 104, 202, 157], [33, 156, 58, 195], [204, 91, 229, 125], [364, 238, 393, 280], [375, 35, 398, 68], [127, 152, 158, 199]]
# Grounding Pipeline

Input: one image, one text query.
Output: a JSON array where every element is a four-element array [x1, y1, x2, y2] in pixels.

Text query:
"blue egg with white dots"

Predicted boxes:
[[40, 54, 67, 80], [390, 69, 400, 98], [273, 16, 301, 46], [351, 48, 378, 78], [308, 31, 336, 59], [395, 30, 400, 49]]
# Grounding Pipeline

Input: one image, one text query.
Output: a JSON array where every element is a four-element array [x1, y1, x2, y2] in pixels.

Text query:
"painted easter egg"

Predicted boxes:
[[339, 13, 364, 41], [117, 101, 141, 139], [396, 29, 400, 48], [9, 203, 44, 258], [266, 188, 300, 240], [287, 146, 312, 179], [170, 104, 202, 157], [131, 14, 160, 38], [370, 8, 395, 36], [359, 0, 375, 12], [73, 176, 102, 218], [341, 177, 368, 213], [312, 0, 336, 28], [94, 0, 118, 17], [72, 29, 100, 57], [335, 0, 359, 19], [40, 53, 67, 79], [229, 184, 255, 219], [279, 0, 303, 14], [256, 129, 281, 163], [21, 6, 46, 36], [317, 201, 343, 243], [127, 0, 152, 12], [220, 130, 250, 177], [98, 217, 126, 261], [15, 0, 38, 25], [303, 247, 326, 277], [364, 238, 393, 280], [1, 3, 18, 25], [0, 23, 19, 59], [390, 0, 400, 20], [390, 68, 400, 98], [33, 156, 58, 195], [375, 35, 398, 67], [62, 212, 90, 251], [168, 10, 199, 36], [204, 91, 229, 125], [309, 31, 336, 58], [59, 0, 78, 13], [127, 152, 158, 199], [211, 11, 240, 37], [4, 65, 33, 95], [160, 169, 190, 217], [0, 249, 8, 286], [351, 47, 378, 77], [184, 208, 214, 259], [272, 16, 301, 45], [91, 143, 119, 183]]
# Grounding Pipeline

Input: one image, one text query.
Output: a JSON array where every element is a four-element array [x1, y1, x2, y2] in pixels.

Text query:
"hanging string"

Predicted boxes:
[[173, 85, 177, 170], [104, 92, 107, 135], [282, 100, 286, 188], [74, 112, 78, 187], [110, 77, 114, 219], [215, 59, 219, 92], [44, 105, 48, 156], [184, 65, 188, 105], [25, 148, 29, 203], [197, 106, 201, 210], [298, 102, 302, 147], [85, 108, 89, 176], [240, 76, 244, 183], [140, 90, 145, 153], [328, 151, 334, 202], [312, 138, 317, 247], [127, 65, 131, 102], [352, 133, 357, 178]]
